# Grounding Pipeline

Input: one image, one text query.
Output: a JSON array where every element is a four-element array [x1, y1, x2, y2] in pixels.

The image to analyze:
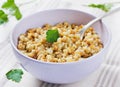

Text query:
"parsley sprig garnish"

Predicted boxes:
[[0, 0, 22, 25], [46, 29, 59, 43], [6, 69, 24, 83], [0, 10, 8, 25], [88, 3, 113, 12], [2, 0, 22, 20]]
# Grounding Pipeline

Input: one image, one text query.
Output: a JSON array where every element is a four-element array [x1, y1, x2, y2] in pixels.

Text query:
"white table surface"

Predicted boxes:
[[0, 0, 120, 87]]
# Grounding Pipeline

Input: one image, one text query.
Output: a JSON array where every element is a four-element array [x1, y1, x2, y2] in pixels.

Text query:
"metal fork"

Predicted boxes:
[[79, 6, 120, 40]]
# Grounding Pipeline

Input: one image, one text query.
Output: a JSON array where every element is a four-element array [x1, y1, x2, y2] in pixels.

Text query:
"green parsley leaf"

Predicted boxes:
[[0, 10, 8, 25], [88, 3, 113, 12], [46, 29, 59, 43], [13, 7, 22, 20], [2, 0, 22, 20], [6, 69, 24, 83]]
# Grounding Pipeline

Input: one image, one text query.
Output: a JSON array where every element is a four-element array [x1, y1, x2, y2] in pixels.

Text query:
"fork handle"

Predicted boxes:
[[80, 6, 120, 40], [84, 6, 120, 29]]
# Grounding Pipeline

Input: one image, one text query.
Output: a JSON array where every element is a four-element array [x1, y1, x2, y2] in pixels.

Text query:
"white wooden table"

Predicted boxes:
[[0, 0, 120, 87]]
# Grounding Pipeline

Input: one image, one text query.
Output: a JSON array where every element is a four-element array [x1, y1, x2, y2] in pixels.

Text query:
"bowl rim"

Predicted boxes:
[[10, 9, 112, 65]]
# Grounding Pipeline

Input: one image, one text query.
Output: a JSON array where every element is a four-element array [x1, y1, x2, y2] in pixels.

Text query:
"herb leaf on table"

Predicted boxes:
[[6, 69, 24, 83], [88, 3, 113, 12], [0, 10, 8, 25], [2, 0, 22, 20]]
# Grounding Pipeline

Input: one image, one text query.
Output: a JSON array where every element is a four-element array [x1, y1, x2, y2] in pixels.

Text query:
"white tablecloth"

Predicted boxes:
[[0, 0, 120, 87]]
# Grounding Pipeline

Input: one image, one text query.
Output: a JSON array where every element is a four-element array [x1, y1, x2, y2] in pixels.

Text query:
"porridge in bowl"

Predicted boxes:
[[17, 22, 103, 63], [11, 9, 111, 84]]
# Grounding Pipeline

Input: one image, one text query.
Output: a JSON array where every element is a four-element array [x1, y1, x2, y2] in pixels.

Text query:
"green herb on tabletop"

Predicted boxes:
[[2, 0, 22, 20], [88, 3, 113, 12], [6, 69, 24, 83], [0, 10, 8, 25], [46, 29, 59, 43]]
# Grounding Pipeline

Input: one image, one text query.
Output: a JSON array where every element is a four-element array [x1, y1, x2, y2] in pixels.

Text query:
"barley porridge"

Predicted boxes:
[[17, 22, 103, 63]]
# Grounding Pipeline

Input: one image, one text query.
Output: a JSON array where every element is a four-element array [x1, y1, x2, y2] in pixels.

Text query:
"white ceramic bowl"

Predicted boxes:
[[10, 9, 111, 84]]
